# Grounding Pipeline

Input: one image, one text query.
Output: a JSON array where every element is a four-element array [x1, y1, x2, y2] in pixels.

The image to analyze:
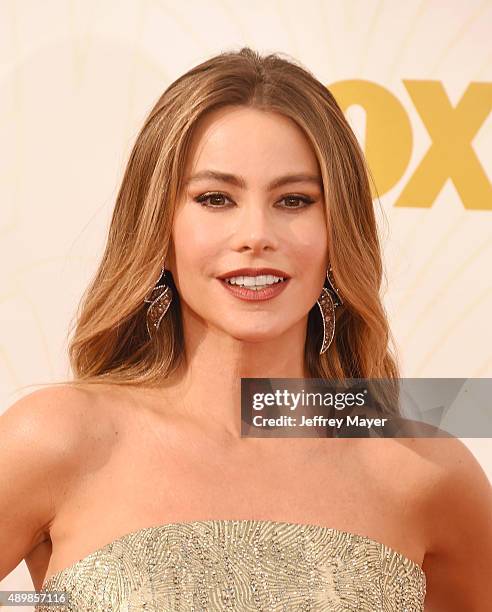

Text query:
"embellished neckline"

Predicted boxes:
[[42, 518, 425, 588]]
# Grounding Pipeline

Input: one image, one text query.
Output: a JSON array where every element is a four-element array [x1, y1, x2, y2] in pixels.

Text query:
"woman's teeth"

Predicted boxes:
[[224, 274, 285, 289]]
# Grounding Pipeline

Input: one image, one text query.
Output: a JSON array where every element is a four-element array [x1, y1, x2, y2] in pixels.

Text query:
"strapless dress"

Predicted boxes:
[[36, 519, 426, 611]]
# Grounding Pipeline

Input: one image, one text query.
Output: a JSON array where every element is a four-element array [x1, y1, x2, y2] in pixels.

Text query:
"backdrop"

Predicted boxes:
[[1, 0, 491, 604]]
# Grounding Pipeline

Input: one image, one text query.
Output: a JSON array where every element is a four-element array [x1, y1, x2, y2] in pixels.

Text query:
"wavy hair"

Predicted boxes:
[[35, 47, 400, 404]]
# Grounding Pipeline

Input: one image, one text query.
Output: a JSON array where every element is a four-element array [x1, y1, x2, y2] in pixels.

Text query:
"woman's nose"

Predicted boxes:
[[231, 201, 278, 253]]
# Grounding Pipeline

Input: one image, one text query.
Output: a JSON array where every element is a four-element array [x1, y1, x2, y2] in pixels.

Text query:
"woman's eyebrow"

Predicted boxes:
[[184, 170, 322, 190]]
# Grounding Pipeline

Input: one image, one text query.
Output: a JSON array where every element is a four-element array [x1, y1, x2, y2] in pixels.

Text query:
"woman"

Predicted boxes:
[[1, 47, 491, 611]]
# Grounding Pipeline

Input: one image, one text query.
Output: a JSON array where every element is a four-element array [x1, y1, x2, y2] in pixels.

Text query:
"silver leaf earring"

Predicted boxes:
[[144, 263, 173, 339], [316, 265, 343, 354]]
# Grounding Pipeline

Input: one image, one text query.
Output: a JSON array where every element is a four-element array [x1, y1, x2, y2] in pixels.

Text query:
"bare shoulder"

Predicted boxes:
[[0, 384, 117, 499], [2, 383, 125, 501], [409, 437, 492, 608], [0, 384, 115, 581], [418, 435, 492, 534], [1, 384, 110, 459], [358, 436, 492, 605], [386, 436, 491, 526], [405, 436, 492, 512], [3, 386, 82, 456]]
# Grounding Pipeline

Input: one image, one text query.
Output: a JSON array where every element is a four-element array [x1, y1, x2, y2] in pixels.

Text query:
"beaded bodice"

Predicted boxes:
[[36, 519, 426, 611]]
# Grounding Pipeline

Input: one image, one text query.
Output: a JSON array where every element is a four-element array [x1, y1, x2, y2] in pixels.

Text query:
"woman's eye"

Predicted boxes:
[[193, 192, 315, 209], [194, 192, 232, 208], [280, 195, 315, 209]]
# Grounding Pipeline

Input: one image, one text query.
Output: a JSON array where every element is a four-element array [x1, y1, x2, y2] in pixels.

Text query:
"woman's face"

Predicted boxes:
[[168, 105, 329, 345]]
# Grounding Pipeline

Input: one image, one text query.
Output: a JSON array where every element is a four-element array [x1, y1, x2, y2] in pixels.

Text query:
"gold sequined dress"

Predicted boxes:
[[36, 519, 426, 611]]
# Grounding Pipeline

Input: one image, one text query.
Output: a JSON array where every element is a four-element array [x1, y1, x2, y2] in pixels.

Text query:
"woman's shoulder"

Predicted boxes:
[[398, 435, 490, 493], [354, 434, 490, 525], [1, 384, 118, 466], [372, 435, 490, 498], [0, 384, 117, 580], [413, 435, 492, 528], [410, 436, 492, 607]]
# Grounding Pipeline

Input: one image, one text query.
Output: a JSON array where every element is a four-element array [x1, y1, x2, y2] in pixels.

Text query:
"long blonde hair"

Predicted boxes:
[[37, 48, 401, 395]]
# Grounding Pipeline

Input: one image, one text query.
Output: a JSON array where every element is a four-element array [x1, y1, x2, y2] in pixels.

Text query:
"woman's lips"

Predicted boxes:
[[218, 278, 290, 301]]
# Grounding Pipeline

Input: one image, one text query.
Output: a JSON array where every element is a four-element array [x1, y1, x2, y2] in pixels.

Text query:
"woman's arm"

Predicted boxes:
[[422, 437, 492, 610], [0, 387, 85, 584]]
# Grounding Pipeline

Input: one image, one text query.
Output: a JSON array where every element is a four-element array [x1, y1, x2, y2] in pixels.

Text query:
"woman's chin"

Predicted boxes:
[[220, 327, 291, 346]]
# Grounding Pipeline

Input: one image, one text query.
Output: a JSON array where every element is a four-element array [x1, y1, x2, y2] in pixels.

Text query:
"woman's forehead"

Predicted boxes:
[[183, 106, 320, 182]]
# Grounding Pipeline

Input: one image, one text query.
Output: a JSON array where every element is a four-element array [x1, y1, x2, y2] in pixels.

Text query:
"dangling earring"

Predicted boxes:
[[317, 265, 343, 354], [144, 263, 173, 339]]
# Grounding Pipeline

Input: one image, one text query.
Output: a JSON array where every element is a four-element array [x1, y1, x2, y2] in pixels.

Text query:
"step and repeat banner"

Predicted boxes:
[[1, 0, 491, 606]]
